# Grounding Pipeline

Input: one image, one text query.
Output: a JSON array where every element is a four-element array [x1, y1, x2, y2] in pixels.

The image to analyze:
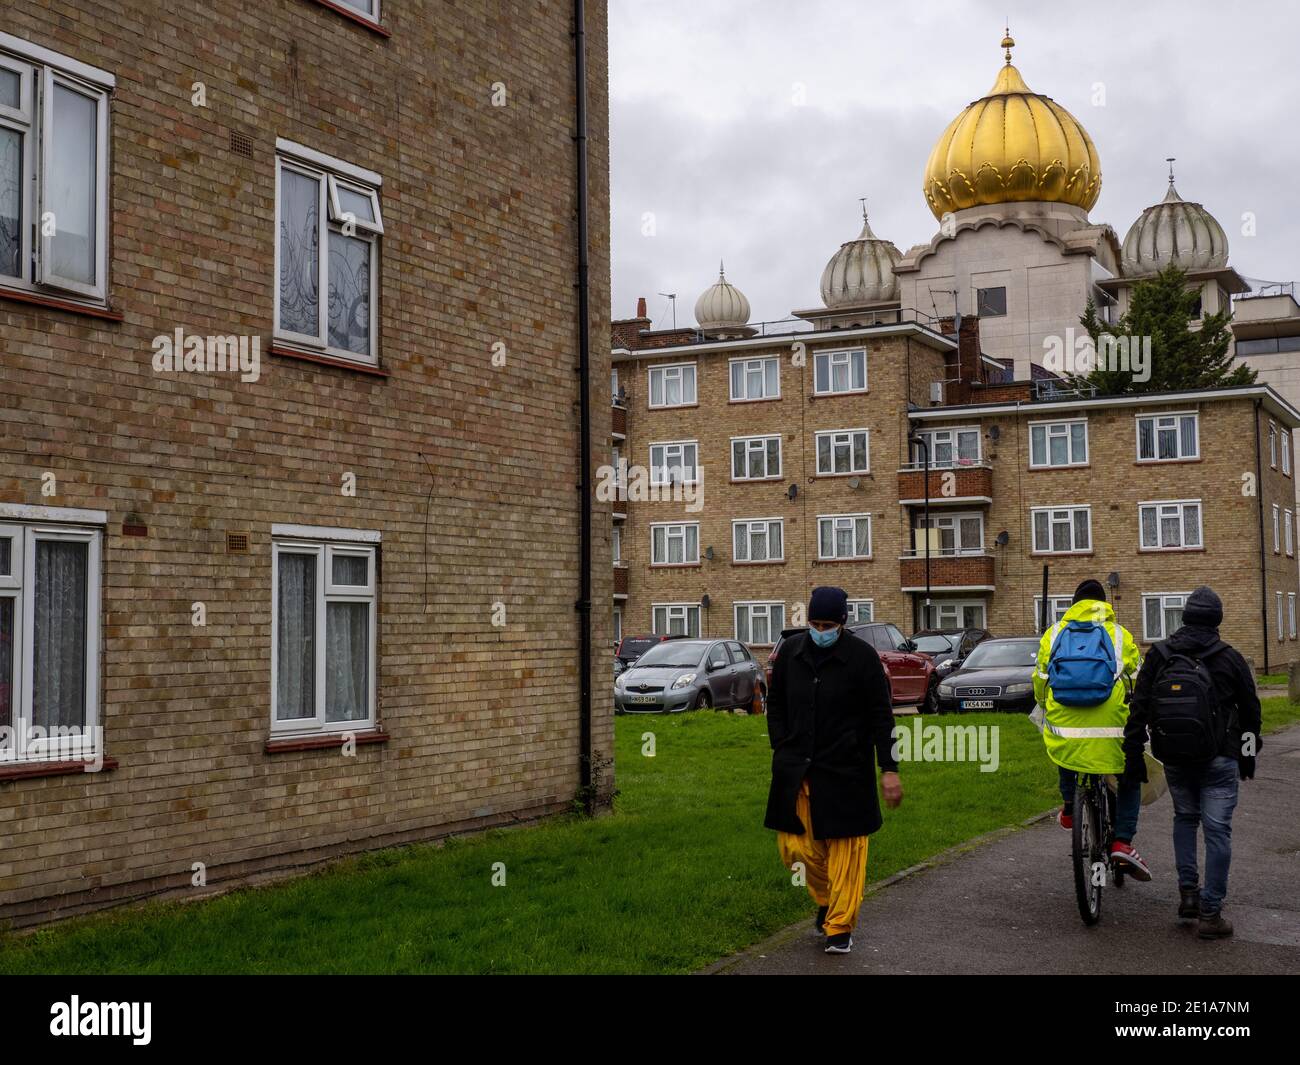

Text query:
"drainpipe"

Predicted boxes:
[[1255, 399, 1270, 673], [572, 0, 594, 811]]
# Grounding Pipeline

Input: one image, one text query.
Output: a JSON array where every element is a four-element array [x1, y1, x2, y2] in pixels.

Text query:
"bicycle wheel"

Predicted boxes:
[[1072, 777, 1103, 926]]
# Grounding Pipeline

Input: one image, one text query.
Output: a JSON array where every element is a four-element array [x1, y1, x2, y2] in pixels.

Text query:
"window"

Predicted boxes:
[[1031, 506, 1091, 554], [648, 363, 697, 408], [1269, 422, 1278, 468], [275, 142, 383, 364], [1273, 505, 1280, 553], [650, 522, 699, 566], [1034, 595, 1073, 628], [813, 348, 867, 395], [1138, 500, 1202, 551], [913, 426, 981, 468], [976, 286, 1007, 317], [1284, 430, 1293, 476], [0, 38, 113, 303], [818, 514, 871, 560], [731, 435, 781, 481], [1029, 420, 1088, 468], [915, 513, 983, 556], [611, 367, 621, 405], [1291, 594, 1298, 640], [815, 429, 869, 476], [735, 602, 784, 645], [923, 601, 987, 629], [1142, 593, 1189, 642], [732, 519, 783, 563], [652, 603, 699, 637], [612, 524, 622, 563], [1136, 413, 1198, 462], [0, 522, 101, 762], [729, 357, 780, 401], [272, 536, 377, 734], [1278, 592, 1285, 642], [1286, 509, 1294, 556], [613, 605, 623, 645], [847, 599, 874, 624], [333, 0, 381, 19], [649, 440, 699, 486]]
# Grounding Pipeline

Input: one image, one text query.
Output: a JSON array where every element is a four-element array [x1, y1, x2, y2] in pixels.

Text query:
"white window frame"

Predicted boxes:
[[647, 362, 697, 408], [1290, 593, 1298, 639], [1269, 422, 1278, 468], [273, 143, 383, 365], [333, 0, 382, 21], [648, 440, 700, 486], [916, 511, 984, 556], [815, 428, 870, 476], [0, 523, 102, 763], [1284, 430, 1293, 476], [613, 605, 622, 645], [649, 522, 699, 566], [0, 38, 113, 303], [923, 600, 987, 630], [1030, 505, 1092, 555], [1274, 505, 1281, 553], [728, 356, 780, 402], [812, 348, 867, 396], [734, 601, 785, 645], [732, 518, 784, 564], [817, 513, 872, 560], [1028, 419, 1088, 469], [913, 426, 982, 469], [1138, 500, 1203, 552], [271, 537, 378, 736], [612, 524, 622, 564], [1278, 592, 1285, 642], [847, 599, 874, 624], [731, 434, 781, 481], [1136, 412, 1199, 463], [1034, 595, 1074, 628], [1142, 593, 1191, 642], [652, 602, 700, 637]]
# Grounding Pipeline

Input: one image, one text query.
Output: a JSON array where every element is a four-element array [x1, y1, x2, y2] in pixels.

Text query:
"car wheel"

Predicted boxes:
[[922, 677, 939, 715], [692, 690, 712, 711]]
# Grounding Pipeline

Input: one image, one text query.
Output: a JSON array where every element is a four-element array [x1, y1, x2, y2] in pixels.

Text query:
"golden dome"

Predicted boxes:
[[923, 33, 1102, 221]]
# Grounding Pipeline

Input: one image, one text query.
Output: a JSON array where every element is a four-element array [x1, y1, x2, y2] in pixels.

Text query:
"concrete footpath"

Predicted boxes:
[[711, 725, 1300, 975]]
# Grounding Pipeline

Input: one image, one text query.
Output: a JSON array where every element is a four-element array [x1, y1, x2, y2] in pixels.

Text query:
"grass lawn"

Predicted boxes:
[[1, 704, 1294, 975], [1258, 673, 1287, 686]]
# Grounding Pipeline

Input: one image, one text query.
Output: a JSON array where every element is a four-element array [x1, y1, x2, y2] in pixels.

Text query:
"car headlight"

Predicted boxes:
[[939, 659, 953, 670], [671, 673, 697, 690], [1005, 682, 1033, 695], [938, 681, 955, 695]]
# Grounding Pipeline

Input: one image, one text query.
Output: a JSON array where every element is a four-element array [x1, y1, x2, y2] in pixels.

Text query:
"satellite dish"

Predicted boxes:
[[848, 477, 861, 489]]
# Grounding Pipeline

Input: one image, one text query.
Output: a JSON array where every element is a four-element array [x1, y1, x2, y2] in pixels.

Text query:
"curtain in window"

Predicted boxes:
[[326, 602, 369, 722], [854, 518, 870, 556], [32, 539, 88, 729], [327, 229, 370, 354], [0, 596, 14, 729], [276, 552, 315, 720], [0, 126, 21, 279], [279, 169, 320, 335]]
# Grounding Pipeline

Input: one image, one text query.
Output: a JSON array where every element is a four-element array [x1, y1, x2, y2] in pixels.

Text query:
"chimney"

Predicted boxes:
[[636, 296, 647, 319]]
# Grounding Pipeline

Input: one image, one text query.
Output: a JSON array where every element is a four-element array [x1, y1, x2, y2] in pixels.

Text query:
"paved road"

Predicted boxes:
[[715, 725, 1300, 975]]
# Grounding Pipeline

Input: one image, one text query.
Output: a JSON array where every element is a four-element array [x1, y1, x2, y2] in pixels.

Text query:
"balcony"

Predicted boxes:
[[613, 563, 629, 597], [612, 402, 627, 438], [899, 553, 995, 591], [897, 462, 991, 505]]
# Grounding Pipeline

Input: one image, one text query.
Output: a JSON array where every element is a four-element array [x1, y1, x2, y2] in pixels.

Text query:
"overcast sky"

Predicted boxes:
[[609, 0, 1300, 329]]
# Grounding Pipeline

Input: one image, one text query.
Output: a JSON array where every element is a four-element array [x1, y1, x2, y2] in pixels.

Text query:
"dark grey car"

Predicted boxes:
[[614, 638, 764, 714]]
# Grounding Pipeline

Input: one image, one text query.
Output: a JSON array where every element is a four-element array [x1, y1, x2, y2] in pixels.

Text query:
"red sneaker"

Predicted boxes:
[[1056, 806, 1072, 830], [1110, 841, 1152, 881]]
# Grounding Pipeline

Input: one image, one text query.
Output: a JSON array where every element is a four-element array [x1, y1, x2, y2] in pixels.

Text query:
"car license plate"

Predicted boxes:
[[962, 699, 994, 710], [629, 695, 659, 704]]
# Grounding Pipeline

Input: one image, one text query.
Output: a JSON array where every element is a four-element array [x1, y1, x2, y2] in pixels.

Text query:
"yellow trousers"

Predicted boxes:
[[776, 779, 869, 937]]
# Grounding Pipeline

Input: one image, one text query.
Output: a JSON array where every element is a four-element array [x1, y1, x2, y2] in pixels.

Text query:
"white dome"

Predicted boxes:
[[694, 264, 752, 333], [1121, 181, 1229, 276], [820, 216, 901, 307]]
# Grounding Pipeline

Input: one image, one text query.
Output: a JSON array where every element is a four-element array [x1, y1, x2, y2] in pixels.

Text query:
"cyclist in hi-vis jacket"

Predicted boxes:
[[1034, 579, 1152, 881]]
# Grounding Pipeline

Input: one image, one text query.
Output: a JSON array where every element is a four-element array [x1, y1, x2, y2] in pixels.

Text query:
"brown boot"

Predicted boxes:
[[1198, 911, 1234, 939]]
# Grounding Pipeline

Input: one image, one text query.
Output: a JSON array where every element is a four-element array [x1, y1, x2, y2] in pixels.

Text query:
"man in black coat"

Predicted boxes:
[[1123, 586, 1261, 940], [764, 586, 901, 954]]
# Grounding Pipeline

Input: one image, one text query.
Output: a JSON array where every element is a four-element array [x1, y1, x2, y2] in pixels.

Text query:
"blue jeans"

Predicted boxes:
[[1058, 767, 1141, 842], [1164, 755, 1239, 915]]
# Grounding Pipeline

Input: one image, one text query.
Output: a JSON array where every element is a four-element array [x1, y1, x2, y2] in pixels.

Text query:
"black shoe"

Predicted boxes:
[[814, 905, 828, 934], [1198, 911, 1234, 940], [824, 932, 852, 954], [1178, 886, 1200, 921]]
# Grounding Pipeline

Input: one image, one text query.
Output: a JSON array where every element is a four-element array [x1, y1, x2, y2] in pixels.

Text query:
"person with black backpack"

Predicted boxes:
[[1123, 586, 1262, 940]]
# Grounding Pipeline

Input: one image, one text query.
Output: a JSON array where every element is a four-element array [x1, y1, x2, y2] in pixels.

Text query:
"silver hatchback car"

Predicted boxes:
[[614, 637, 764, 714]]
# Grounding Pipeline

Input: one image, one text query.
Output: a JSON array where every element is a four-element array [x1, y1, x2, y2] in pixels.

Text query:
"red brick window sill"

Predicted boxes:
[[270, 344, 391, 378], [0, 286, 125, 322], [265, 729, 389, 754], [0, 757, 120, 783], [305, 0, 391, 37]]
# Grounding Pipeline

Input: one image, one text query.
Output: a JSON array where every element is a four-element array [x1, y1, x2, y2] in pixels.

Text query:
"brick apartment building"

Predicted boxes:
[[0, 1, 612, 925], [609, 305, 1300, 677]]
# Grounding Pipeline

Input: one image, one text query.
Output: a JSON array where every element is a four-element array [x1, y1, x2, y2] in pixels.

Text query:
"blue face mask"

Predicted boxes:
[[809, 625, 841, 648]]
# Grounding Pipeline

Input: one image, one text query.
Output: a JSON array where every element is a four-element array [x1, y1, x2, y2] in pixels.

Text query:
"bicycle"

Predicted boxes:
[[1070, 772, 1125, 926]]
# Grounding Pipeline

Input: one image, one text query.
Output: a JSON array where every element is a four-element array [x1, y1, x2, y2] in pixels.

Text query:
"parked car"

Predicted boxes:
[[615, 638, 764, 714], [910, 627, 993, 684], [766, 622, 935, 712], [934, 637, 1039, 713], [615, 633, 667, 673]]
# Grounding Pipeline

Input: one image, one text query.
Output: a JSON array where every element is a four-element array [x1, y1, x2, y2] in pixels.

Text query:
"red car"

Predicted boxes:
[[766, 622, 936, 712]]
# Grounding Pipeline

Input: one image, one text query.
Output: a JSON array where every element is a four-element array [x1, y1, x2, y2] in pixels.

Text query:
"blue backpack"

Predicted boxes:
[[1047, 621, 1120, 707]]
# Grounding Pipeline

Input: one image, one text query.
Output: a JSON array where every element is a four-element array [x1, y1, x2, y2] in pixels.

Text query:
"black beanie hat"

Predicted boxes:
[[808, 586, 849, 624], [1072, 578, 1107, 604], [1181, 586, 1223, 628]]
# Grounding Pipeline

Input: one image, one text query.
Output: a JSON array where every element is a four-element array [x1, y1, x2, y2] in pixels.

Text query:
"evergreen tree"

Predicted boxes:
[[1078, 265, 1255, 394]]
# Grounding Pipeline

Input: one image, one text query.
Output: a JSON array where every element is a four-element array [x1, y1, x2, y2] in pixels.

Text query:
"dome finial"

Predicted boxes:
[[1166, 156, 1176, 185], [718, 258, 725, 278], [859, 196, 869, 223], [1001, 23, 1015, 65]]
